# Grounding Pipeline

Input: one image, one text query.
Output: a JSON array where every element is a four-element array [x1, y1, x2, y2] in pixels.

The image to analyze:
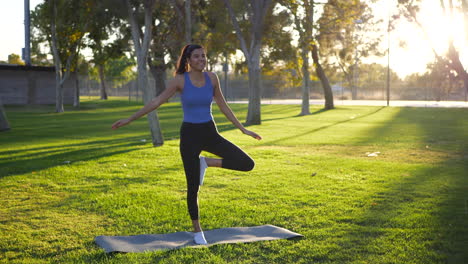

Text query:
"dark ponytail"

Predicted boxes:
[[175, 44, 204, 75]]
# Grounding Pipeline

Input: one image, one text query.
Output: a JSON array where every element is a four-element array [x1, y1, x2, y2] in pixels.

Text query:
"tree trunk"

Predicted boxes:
[[50, 1, 64, 113], [138, 62, 164, 146], [0, 99, 10, 132], [73, 72, 80, 107], [55, 78, 64, 113], [223, 0, 271, 125], [246, 59, 262, 125], [311, 43, 334, 109], [98, 65, 108, 100], [150, 65, 167, 97], [148, 52, 167, 96], [125, 0, 163, 147], [464, 75, 468, 102], [447, 41, 468, 102], [300, 49, 311, 115], [49, 0, 80, 113], [298, 0, 312, 115], [54, 66, 64, 112]]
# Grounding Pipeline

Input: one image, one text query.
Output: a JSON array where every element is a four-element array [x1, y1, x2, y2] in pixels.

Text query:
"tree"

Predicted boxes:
[[400, 62, 461, 101], [147, 0, 185, 97], [70, 53, 93, 108], [123, 0, 164, 147], [30, 23, 54, 66], [281, 0, 314, 115], [281, 0, 336, 110], [86, 1, 127, 100], [7, 54, 25, 65], [87, 55, 136, 97], [223, 0, 273, 125], [0, 100, 10, 132], [32, 0, 90, 112], [310, 0, 335, 109], [318, 0, 384, 100], [192, 1, 237, 67], [398, 0, 468, 101], [168, 0, 192, 44], [101, 55, 136, 88], [49, 0, 89, 112]]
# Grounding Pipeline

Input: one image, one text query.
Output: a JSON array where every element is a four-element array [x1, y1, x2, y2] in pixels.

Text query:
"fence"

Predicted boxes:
[[78, 70, 467, 103]]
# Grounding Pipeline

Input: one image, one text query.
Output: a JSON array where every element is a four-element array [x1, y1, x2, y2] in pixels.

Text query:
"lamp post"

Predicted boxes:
[[23, 0, 31, 66]]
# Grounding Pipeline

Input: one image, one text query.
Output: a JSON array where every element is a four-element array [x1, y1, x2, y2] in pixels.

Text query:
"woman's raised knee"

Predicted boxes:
[[242, 157, 255, 171]]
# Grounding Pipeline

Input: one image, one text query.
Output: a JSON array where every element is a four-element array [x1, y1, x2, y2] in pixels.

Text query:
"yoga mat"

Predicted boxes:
[[95, 224, 303, 253]]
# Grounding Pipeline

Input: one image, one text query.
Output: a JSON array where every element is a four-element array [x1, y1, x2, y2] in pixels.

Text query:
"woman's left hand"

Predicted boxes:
[[243, 129, 262, 140]]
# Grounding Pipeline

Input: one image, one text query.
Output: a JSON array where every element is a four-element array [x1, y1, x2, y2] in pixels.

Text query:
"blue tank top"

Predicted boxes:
[[181, 72, 214, 123]]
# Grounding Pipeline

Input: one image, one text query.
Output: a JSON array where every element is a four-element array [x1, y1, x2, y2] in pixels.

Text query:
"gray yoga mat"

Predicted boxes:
[[95, 224, 303, 253]]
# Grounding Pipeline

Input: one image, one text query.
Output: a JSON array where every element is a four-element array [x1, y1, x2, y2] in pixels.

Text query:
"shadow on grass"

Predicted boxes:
[[261, 106, 386, 146], [0, 100, 255, 179], [258, 105, 334, 123], [0, 136, 147, 178], [329, 107, 468, 263]]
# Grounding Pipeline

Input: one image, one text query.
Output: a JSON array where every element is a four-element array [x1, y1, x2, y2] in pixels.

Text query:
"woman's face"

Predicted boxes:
[[188, 48, 206, 71]]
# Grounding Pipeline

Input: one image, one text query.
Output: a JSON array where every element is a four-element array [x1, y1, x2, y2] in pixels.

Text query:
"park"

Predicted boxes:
[[1, 0, 467, 263], [1, 99, 467, 263]]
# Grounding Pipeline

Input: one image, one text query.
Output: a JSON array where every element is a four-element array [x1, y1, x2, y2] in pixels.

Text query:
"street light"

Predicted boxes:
[[23, 0, 31, 66]]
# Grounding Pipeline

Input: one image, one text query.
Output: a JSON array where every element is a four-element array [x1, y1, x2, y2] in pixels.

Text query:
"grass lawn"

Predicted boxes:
[[1, 98, 467, 263]]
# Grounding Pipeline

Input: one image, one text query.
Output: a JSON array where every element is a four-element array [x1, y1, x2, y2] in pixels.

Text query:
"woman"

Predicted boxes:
[[112, 44, 262, 245]]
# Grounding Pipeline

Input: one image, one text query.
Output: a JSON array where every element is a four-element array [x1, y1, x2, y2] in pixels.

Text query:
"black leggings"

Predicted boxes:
[[179, 120, 255, 220]]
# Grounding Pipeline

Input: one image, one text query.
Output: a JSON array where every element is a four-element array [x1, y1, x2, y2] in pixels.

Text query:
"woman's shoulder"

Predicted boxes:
[[205, 71, 217, 77], [174, 73, 186, 83], [174, 73, 186, 79], [205, 71, 219, 82], [168, 73, 185, 90]]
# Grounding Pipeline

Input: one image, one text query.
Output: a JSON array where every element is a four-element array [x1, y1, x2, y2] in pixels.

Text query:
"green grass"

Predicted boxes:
[[1, 98, 467, 263]]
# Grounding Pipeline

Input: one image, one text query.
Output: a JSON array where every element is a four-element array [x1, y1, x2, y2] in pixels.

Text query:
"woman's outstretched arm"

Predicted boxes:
[[211, 72, 262, 140], [112, 76, 181, 130]]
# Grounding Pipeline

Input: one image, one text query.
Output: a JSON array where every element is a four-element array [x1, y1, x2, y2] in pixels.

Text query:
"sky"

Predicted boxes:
[[370, 0, 467, 78], [0, 0, 466, 79], [0, 0, 44, 61]]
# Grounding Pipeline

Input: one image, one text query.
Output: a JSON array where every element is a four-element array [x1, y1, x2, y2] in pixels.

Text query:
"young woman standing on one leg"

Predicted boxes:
[[112, 44, 261, 244]]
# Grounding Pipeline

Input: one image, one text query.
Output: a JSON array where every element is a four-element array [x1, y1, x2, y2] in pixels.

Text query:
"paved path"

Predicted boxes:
[[229, 99, 468, 108]]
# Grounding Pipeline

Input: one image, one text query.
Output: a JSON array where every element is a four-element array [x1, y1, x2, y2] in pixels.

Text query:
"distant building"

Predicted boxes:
[[0, 64, 75, 105]]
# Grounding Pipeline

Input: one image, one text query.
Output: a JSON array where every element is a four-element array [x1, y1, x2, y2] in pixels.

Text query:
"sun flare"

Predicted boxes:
[[391, 0, 467, 78]]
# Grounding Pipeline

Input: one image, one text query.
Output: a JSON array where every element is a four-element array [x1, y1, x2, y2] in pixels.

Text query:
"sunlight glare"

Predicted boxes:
[[389, 0, 467, 77]]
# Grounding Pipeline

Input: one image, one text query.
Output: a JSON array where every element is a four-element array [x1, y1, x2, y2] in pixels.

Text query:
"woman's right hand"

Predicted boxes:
[[112, 119, 131, 130], [243, 129, 262, 140]]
